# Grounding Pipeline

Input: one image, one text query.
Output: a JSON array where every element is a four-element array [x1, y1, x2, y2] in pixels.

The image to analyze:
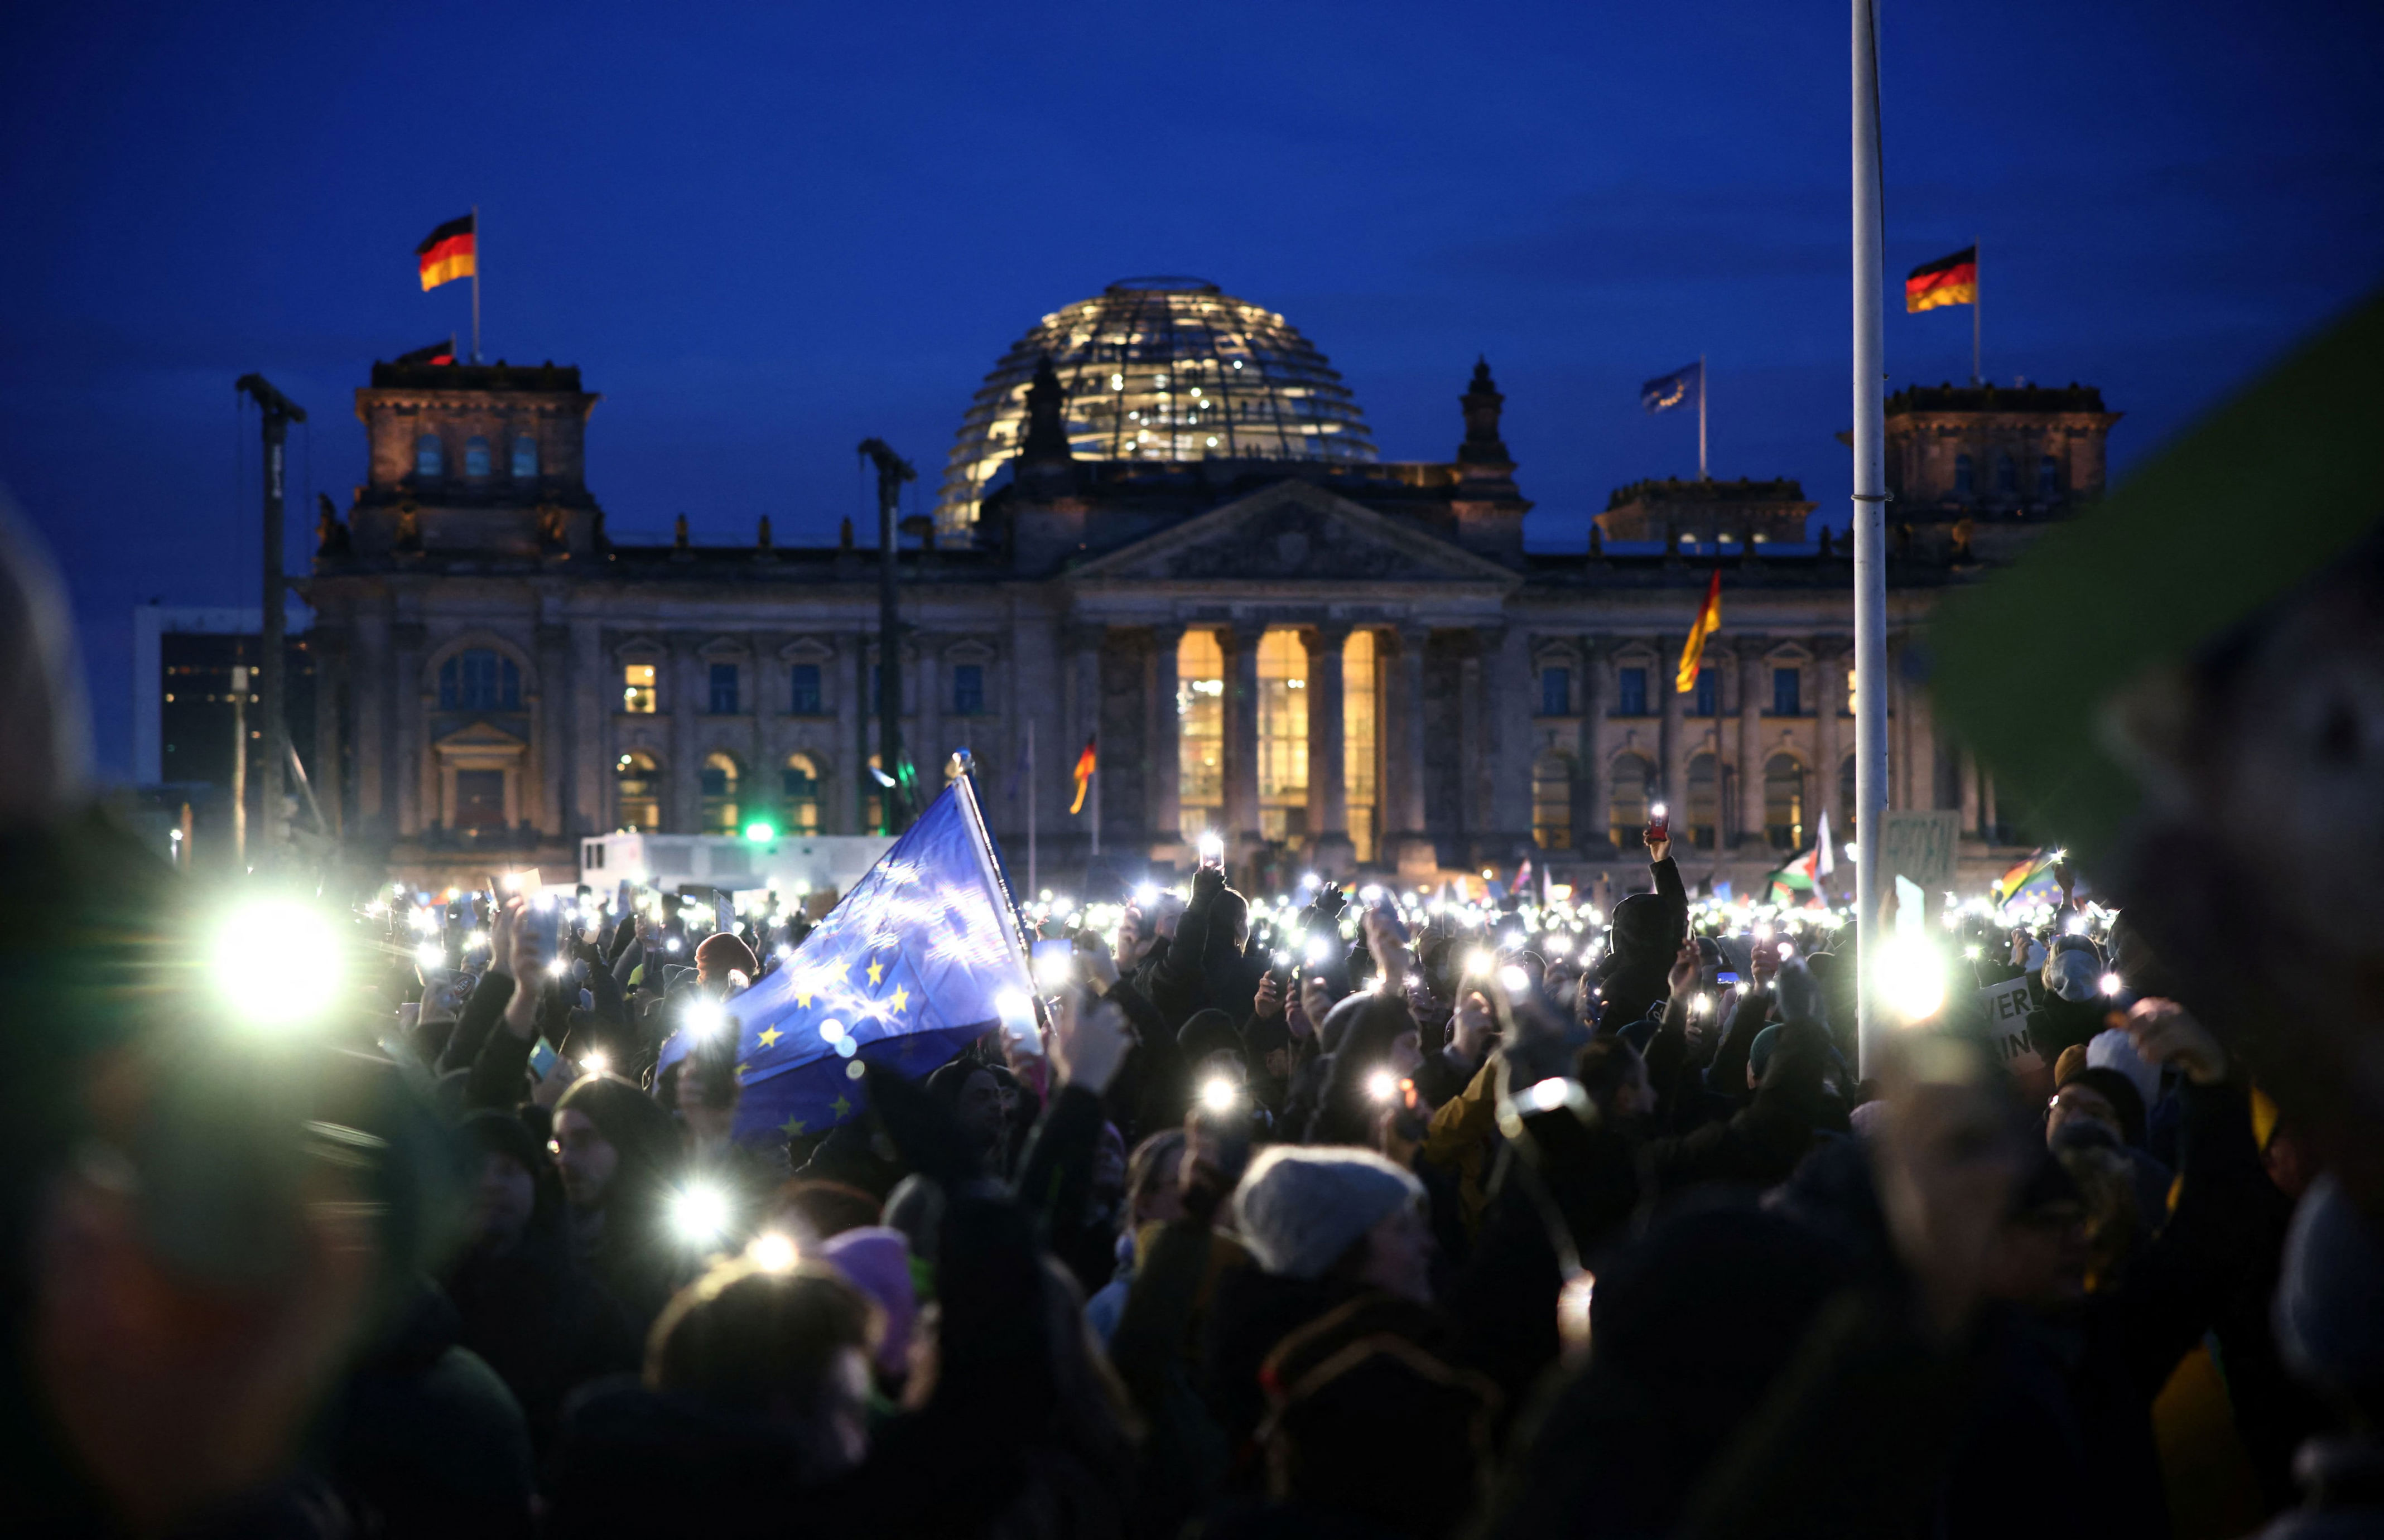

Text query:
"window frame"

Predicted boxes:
[[707, 662, 740, 716]]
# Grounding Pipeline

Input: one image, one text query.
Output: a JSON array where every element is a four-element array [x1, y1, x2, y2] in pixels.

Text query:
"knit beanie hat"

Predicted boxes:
[[2056, 1062, 2147, 1148], [817, 1225, 916, 1379], [1233, 1146, 1423, 1281], [1748, 1023, 1784, 1082], [694, 931, 758, 982], [2085, 1026, 2160, 1114]]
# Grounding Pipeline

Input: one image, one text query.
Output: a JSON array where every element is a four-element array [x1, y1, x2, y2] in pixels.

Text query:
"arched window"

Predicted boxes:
[[1765, 754, 1807, 849], [1531, 751, 1573, 851], [782, 752, 822, 835], [1608, 751, 1655, 848], [700, 752, 741, 834], [1687, 751, 1720, 849], [464, 436, 492, 478], [437, 649, 521, 711], [1993, 452, 2017, 496], [511, 434, 538, 479], [1953, 453, 1973, 497], [1177, 630, 1225, 842], [2036, 454, 2059, 499], [415, 434, 445, 477], [616, 752, 662, 832]]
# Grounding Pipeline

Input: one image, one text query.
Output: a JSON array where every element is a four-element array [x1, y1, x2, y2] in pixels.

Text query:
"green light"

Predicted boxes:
[[744, 821, 777, 843]]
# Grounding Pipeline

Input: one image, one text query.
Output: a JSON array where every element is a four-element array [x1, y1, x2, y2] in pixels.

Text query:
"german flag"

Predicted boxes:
[[1675, 569, 1722, 693], [394, 339, 455, 366], [1068, 736, 1097, 815], [416, 214, 476, 291], [1905, 245, 1977, 313]]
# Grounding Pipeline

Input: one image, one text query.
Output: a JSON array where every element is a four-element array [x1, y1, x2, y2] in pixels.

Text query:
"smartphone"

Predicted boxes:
[[1646, 801, 1671, 845], [1032, 935, 1075, 989], [1370, 893, 1411, 944], [1715, 970, 1741, 987], [528, 1037, 560, 1078], [518, 896, 564, 966], [1196, 831, 1225, 868]]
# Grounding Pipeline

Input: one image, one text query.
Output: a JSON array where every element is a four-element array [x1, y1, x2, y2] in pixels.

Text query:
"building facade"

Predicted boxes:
[[301, 280, 2117, 894]]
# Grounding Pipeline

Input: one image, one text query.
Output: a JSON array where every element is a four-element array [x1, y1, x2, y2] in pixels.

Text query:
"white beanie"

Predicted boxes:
[[1232, 1146, 1424, 1281], [2045, 948, 2102, 1004], [2086, 1027, 2161, 1113]]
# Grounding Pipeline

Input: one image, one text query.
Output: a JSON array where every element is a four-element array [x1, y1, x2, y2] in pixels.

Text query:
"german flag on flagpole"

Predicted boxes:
[[1675, 569, 1722, 693], [1905, 245, 1977, 312], [1068, 736, 1097, 815], [416, 214, 476, 291], [394, 339, 456, 366]]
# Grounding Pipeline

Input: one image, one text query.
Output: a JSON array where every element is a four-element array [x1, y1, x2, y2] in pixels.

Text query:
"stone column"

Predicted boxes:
[[571, 619, 605, 837], [834, 633, 861, 833], [312, 630, 345, 838], [1487, 625, 1532, 848], [536, 623, 571, 837], [392, 621, 425, 836], [1304, 622, 1353, 876], [1459, 645, 1487, 838], [670, 634, 702, 832], [1389, 623, 1433, 874], [1959, 747, 1983, 837], [1658, 635, 1688, 822], [1148, 622, 1184, 855], [1981, 770, 2000, 844], [1578, 636, 1611, 851], [1224, 622, 1264, 858], [1735, 639, 1767, 847], [353, 609, 389, 837], [1815, 639, 1844, 834], [914, 636, 942, 787], [1063, 624, 1102, 855], [1904, 649, 1937, 810]]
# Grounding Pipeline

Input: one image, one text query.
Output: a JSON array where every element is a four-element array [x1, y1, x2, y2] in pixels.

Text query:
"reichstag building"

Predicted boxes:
[[302, 277, 2118, 892]]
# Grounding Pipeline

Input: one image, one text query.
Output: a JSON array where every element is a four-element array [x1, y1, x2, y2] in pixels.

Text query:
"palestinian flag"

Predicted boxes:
[[417, 214, 476, 291], [1675, 569, 1723, 694], [394, 339, 456, 366], [1905, 246, 1977, 313], [1068, 736, 1097, 815]]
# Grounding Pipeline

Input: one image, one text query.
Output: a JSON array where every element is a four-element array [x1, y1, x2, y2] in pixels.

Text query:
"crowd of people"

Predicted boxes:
[[11, 789, 2381, 1540]]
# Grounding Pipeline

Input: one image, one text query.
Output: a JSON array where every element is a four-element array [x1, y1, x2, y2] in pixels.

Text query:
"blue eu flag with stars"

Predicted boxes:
[[657, 776, 1035, 1145], [1641, 361, 1703, 414]]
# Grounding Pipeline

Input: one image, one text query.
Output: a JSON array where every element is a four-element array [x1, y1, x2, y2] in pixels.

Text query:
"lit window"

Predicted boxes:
[[700, 753, 740, 834], [782, 754, 822, 834], [1616, 667, 1649, 717], [790, 663, 822, 715], [437, 649, 519, 711], [622, 662, 657, 713], [617, 752, 662, 832], [415, 435, 444, 477], [1177, 630, 1224, 842], [1765, 754, 1807, 849], [1772, 667, 1802, 717], [952, 663, 985, 716], [1539, 667, 1571, 717], [708, 663, 739, 715], [1531, 751, 1573, 851], [464, 436, 492, 478]]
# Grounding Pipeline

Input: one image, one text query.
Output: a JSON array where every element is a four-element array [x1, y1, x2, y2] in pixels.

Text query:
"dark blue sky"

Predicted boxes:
[[4, 0, 2377, 778]]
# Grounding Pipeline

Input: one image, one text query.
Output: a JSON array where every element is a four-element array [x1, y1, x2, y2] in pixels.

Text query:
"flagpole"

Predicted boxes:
[[1972, 236, 1982, 387], [1852, 0, 1891, 1081], [471, 204, 482, 363], [1026, 718, 1038, 899], [1090, 756, 1101, 860], [1698, 353, 1709, 481]]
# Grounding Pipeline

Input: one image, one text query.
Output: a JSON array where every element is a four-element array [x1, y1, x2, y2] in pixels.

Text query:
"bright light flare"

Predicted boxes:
[[1304, 936, 1331, 964], [683, 999, 730, 1040], [1366, 1069, 1399, 1103], [581, 1050, 610, 1078], [214, 899, 345, 1027], [1198, 1076, 1240, 1114], [2101, 972, 2123, 996], [671, 1183, 731, 1246], [1876, 936, 1948, 1025], [1465, 949, 1495, 977], [1498, 964, 1530, 995], [416, 941, 443, 969], [748, 1231, 798, 1272]]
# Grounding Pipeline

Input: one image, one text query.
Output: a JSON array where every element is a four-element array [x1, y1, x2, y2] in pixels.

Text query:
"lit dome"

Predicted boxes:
[[933, 277, 1377, 532]]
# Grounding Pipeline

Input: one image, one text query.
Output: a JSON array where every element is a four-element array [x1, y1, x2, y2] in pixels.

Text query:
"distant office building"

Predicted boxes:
[[131, 605, 317, 870]]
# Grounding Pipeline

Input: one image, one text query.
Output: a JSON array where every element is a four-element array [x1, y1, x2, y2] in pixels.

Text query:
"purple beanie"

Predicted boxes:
[[818, 1225, 916, 1379]]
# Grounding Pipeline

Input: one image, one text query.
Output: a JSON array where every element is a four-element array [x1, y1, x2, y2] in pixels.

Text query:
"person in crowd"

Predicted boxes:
[[551, 1071, 695, 1331]]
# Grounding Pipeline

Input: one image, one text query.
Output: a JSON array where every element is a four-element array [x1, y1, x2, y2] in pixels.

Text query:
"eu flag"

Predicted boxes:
[[1641, 361, 1703, 414], [657, 775, 1034, 1145]]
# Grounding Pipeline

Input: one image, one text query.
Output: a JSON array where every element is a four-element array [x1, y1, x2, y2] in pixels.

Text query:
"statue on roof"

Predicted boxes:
[[314, 493, 351, 558]]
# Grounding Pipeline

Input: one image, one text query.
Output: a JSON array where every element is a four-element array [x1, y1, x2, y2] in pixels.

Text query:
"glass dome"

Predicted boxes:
[[933, 277, 1377, 533]]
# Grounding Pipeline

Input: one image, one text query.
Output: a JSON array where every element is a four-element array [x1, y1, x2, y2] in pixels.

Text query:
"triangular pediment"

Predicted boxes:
[[1068, 480, 1519, 587], [434, 720, 528, 752]]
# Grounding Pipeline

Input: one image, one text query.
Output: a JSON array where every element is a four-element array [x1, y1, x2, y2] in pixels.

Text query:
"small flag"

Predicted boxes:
[[1675, 569, 1723, 693], [655, 778, 1034, 1143], [416, 214, 477, 291], [1068, 736, 1097, 816], [1905, 245, 1977, 313], [1812, 808, 1835, 877], [1640, 361, 1703, 414], [394, 339, 456, 366]]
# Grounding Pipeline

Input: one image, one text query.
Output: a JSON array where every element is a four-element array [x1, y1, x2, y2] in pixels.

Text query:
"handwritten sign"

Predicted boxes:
[[1882, 810, 1960, 892], [1979, 974, 2040, 1074]]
